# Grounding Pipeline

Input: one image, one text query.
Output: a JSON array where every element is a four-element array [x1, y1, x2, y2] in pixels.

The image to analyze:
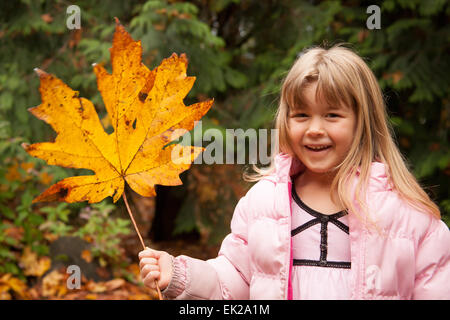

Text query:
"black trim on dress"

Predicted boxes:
[[291, 183, 351, 269]]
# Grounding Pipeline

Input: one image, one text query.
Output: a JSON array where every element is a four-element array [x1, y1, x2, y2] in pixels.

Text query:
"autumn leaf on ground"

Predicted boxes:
[[23, 19, 213, 204], [0, 274, 31, 299], [41, 269, 66, 298], [19, 246, 51, 277]]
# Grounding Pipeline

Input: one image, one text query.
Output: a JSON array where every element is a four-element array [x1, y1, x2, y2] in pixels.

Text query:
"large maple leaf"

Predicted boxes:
[[23, 21, 213, 204]]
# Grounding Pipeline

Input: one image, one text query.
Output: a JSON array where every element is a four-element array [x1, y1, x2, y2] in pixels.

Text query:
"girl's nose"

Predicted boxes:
[[306, 118, 325, 136]]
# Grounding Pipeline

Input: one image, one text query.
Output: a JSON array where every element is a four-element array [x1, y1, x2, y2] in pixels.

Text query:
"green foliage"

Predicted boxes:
[[74, 202, 131, 267], [129, 0, 245, 95]]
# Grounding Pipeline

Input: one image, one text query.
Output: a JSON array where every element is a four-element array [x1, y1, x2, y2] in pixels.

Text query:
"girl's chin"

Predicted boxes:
[[301, 160, 338, 174]]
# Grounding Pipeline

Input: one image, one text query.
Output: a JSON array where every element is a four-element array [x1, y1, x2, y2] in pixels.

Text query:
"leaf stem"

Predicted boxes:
[[122, 191, 163, 300]]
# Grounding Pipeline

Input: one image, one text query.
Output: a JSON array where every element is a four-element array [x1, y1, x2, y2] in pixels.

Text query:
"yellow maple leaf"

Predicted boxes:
[[23, 20, 213, 204]]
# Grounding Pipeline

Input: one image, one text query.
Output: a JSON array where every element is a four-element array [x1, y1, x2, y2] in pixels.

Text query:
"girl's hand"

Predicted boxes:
[[138, 247, 173, 291]]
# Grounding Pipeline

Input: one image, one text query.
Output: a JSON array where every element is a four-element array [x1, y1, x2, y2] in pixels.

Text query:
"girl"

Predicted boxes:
[[139, 45, 449, 299]]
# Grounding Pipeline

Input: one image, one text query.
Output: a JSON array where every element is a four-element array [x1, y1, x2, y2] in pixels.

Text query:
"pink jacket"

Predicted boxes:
[[164, 153, 450, 299]]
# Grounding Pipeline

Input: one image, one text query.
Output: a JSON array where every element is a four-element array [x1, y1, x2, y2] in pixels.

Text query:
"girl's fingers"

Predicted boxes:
[[143, 271, 160, 288], [139, 257, 158, 269], [138, 248, 160, 259], [137, 248, 173, 291], [140, 264, 159, 279]]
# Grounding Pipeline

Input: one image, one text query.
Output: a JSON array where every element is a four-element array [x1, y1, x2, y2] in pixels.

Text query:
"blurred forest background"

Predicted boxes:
[[0, 0, 448, 299]]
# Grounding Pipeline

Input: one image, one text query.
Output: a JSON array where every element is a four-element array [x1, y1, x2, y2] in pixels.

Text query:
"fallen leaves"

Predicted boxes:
[[23, 19, 213, 204], [0, 274, 30, 299], [0, 264, 156, 300], [19, 247, 51, 277], [42, 269, 66, 298]]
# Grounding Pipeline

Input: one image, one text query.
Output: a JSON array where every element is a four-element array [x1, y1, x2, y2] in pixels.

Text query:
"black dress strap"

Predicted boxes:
[[291, 184, 348, 226]]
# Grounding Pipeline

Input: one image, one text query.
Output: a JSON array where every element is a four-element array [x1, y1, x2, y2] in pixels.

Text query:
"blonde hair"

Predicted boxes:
[[245, 44, 440, 220]]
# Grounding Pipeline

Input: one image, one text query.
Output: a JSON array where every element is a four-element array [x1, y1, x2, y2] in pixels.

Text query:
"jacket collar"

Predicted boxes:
[[273, 152, 304, 183]]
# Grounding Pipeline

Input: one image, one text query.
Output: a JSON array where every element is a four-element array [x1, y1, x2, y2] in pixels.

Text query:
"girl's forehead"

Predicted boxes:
[[289, 89, 350, 111], [287, 79, 354, 113], [293, 101, 348, 111]]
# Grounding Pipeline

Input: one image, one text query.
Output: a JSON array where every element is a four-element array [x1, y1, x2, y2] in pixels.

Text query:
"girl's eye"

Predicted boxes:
[[326, 113, 340, 118], [293, 113, 308, 118]]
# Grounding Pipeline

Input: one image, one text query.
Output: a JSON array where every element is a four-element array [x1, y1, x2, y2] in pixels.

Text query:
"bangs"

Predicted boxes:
[[283, 63, 357, 113], [284, 74, 317, 111]]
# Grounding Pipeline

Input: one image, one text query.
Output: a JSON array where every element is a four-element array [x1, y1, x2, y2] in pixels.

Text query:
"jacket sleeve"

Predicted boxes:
[[412, 218, 450, 299], [162, 195, 251, 300]]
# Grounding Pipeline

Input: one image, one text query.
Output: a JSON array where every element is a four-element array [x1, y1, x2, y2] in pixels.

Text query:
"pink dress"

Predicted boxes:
[[291, 183, 351, 300]]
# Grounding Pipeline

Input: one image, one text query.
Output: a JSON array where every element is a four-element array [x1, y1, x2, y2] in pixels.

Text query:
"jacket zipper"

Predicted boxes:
[[287, 180, 293, 300]]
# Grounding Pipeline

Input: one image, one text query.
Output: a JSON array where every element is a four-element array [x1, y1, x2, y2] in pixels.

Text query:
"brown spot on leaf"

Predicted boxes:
[[59, 187, 69, 198], [138, 92, 148, 102]]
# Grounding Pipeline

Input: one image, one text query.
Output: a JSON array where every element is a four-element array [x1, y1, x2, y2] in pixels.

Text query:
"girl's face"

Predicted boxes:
[[287, 82, 356, 176]]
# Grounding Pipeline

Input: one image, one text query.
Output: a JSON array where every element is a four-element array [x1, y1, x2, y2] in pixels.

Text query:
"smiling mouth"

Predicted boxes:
[[305, 145, 331, 151]]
